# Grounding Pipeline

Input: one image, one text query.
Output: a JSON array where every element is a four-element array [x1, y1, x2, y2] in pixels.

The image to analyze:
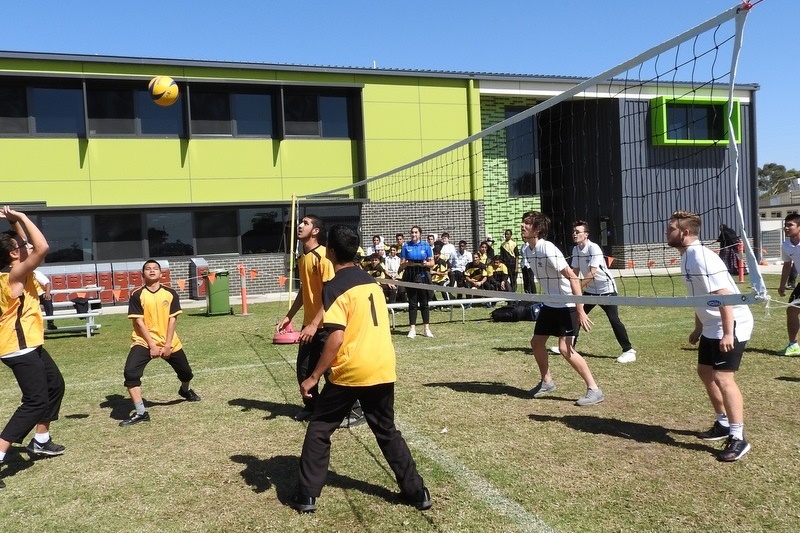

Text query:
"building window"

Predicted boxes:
[[138, 90, 184, 136], [195, 210, 238, 254], [147, 212, 194, 257], [505, 108, 539, 197], [189, 90, 232, 135], [94, 213, 143, 260], [31, 87, 85, 136], [232, 93, 273, 136], [651, 96, 741, 146], [87, 87, 136, 135], [0, 85, 28, 133], [240, 207, 287, 254], [284, 90, 354, 138], [40, 214, 93, 263]]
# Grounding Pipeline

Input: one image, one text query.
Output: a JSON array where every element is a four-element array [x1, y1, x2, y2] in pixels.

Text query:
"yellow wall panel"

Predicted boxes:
[[189, 177, 286, 203], [88, 140, 188, 179], [278, 140, 357, 179], [186, 139, 280, 179], [420, 103, 469, 140], [362, 102, 421, 139], [90, 178, 192, 206]]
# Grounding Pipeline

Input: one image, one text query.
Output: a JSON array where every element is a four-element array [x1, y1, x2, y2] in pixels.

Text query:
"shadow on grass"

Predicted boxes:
[[776, 376, 800, 382], [425, 380, 545, 400], [228, 398, 297, 420], [2, 450, 36, 482], [529, 413, 712, 453], [230, 454, 398, 505], [99, 393, 182, 421]]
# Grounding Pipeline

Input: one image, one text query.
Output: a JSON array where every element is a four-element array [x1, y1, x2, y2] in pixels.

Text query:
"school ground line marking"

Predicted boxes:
[[397, 420, 556, 533]]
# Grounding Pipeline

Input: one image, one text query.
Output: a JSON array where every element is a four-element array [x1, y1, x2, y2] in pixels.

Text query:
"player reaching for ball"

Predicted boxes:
[[119, 260, 200, 427]]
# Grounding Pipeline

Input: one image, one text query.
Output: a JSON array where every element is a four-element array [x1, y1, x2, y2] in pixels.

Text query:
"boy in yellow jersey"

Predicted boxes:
[[119, 260, 200, 427], [0, 207, 66, 490], [290, 225, 431, 513], [277, 215, 364, 427]]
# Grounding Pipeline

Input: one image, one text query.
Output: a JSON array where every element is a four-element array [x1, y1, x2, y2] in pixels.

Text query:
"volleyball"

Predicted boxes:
[[148, 76, 179, 107]]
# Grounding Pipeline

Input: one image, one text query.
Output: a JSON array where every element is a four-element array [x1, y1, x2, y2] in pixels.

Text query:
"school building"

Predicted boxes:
[[0, 51, 760, 301]]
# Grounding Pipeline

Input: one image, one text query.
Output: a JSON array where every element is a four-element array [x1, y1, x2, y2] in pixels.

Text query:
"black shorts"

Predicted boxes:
[[533, 305, 578, 338], [697, 335, 746, 371], [789, 284, 800, 303]]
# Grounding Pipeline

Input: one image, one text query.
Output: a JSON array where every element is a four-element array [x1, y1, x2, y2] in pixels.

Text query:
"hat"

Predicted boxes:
[[486, 234, 494, 243]]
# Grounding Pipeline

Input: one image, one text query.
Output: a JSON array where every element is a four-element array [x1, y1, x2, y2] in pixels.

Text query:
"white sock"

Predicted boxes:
[[0, 450, 6, 462], [715, 413, 730, 427], [34, 431, 50, 444], [134, 401, 146, 415], [729, 423, 744, 440]]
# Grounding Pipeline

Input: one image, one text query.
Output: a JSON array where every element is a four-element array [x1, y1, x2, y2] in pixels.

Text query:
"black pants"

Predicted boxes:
[[123, 345, 194, 388], [522, 266, 537, 294], [39, 295, 54, 322], [583, 292, 633, 352], [407, 288, 430, 325], [298, 381, 425, 499], [1, 346, 65, 444], [296, 330, 328, 409]]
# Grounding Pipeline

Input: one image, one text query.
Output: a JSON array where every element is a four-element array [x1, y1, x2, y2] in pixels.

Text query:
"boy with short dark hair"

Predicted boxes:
[[291, 224, 431, 513], [119, 259, 200, 427]]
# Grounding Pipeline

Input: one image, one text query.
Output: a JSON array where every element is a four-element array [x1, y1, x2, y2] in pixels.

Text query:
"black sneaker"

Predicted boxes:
[[403, 486, 432, 511], [717, 436, 751, 462], [178, 388, 201, 402], [293, 407, 314, 422], [26, 438, 66, 457], [697, 421, 730, 441], [47, 322, 57, 331], [290, 494, 317, 513], [119, 411, 151, 427]]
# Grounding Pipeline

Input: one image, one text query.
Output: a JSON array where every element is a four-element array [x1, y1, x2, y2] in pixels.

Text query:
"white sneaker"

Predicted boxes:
[[407, 330, 416, 339], [423, 329, 434, 338], [549, 345, 560, 354], [616, 349, 636, 363]]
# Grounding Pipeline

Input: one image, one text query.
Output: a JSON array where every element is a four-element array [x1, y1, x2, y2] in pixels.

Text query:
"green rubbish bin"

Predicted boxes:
[[204, 270, 232, 316]]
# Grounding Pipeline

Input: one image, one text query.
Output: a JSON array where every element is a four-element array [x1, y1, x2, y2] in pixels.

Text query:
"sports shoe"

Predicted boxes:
[[616, 349, 637, 363], [0, 461, 5, 489], [290, 494, 317, 513], [178, 387, 201, 402], [530, 380, 557, 398], [119, 411, 151, 427], [575, 388, 605, 406], [26, 438, 66, 457], [423, 329, 434, 338], [407, 329, 416, 339], [697, 421, 730, 441], [403, 486, 432, 511], [549, 345, 560, 355], [717, 436, 751, 462], [293, 407, 314, 422], [780, 343, 800, 356], [339, 412, 367, 429]]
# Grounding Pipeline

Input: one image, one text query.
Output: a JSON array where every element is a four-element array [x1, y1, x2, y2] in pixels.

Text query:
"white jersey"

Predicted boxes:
[[450, 249, 471, 272], [523, 239, 573, 308], [439, 242, 456, 261], [681, 241, 753, 341], [780, 238, 800, 276], [571, 239, 616, 294]]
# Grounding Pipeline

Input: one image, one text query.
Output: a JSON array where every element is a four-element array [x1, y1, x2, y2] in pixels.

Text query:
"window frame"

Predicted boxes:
[[505, 107, 540, 197], [650, 96, 741, 147]]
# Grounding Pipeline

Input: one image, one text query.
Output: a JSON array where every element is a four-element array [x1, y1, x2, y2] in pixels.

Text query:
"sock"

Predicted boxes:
[[715, 413, 730, 428], [729, 423, 744, 440], [34, 431, 50, 444], [134, 401, 146, 415], [0, 451, 5, 462], [180, 383, 190, 392]]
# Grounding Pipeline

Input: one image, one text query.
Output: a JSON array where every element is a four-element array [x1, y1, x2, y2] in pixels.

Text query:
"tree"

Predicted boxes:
[[758, 163, 800, 198]]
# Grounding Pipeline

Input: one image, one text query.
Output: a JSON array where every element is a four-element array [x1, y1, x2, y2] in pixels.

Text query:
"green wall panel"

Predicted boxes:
[[88, 140, 188, 180], [362, 102, 422, 139], [186, 139, 280, 179], [189, 177, 285, 203], [0, 139, 87, 181], [90, 179, 192, 205]]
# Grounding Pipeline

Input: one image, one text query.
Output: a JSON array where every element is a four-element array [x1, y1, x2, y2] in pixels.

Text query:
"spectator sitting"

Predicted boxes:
[[486, 255, 513, 292]]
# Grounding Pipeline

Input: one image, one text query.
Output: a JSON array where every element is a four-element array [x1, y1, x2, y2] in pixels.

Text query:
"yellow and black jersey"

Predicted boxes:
[[128, 284, 183, 351], [365, 263, 387, 279], [322, 266, 396, 387], [487, 263, 509, 279], [0, 269, 44, 356], [431, 259, 449, 284], [465, 263, 487, 282], [299, 245, 334, 326]]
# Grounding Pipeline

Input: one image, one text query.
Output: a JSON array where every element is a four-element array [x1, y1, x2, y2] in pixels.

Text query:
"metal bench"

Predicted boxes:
[[42, 311, 102, 338], [386, 297, 508, 329]]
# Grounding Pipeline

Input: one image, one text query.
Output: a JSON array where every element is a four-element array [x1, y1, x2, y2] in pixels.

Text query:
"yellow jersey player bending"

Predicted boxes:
[[119, 260, 200, 427]]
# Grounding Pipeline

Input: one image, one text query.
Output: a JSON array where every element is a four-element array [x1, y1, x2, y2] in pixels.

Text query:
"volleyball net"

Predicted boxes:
[[299, 3, 767, 307]]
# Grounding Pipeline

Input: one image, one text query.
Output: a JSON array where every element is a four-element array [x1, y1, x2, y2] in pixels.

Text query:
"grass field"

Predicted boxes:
[[0, 274, 798, 532]]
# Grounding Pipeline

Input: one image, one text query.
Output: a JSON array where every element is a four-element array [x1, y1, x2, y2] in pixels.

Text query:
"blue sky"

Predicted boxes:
[[1, 1, 795, 169]]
